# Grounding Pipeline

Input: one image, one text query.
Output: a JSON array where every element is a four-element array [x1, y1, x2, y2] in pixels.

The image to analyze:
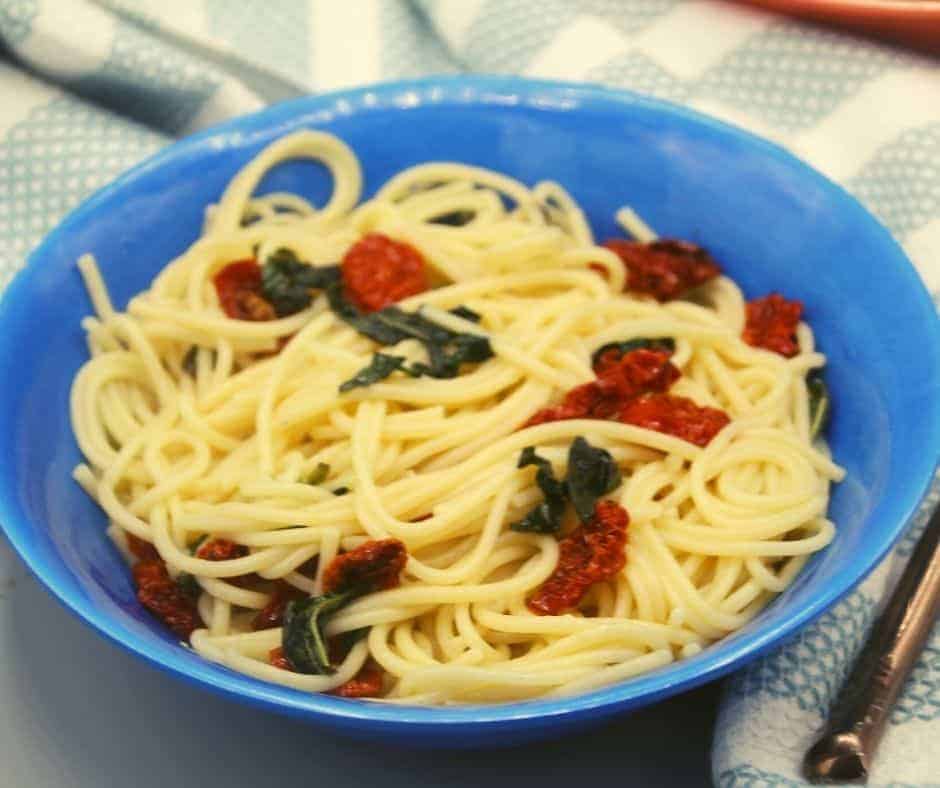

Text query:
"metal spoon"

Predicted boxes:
[[803, 502, 940, 783]]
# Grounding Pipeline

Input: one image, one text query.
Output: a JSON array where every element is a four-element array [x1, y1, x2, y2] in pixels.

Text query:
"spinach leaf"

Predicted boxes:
[[175, 534, 209, 597], [256, 248, 493, 389], [510, 437, 622, 534], [510, 447, 568, 534], [282, 590, 355, 674], [807, 370, 831, 440], [565, 437, 622, 522], [591, 337, 675, 368], [303, 462, 331, 485], [407, 331, 493, 380], [339, 353, 410, 392], [429, 210, 475, 227], [338, 307, 493, 390], [176, 572, 201, 599], [449, 305, 482, 323], [260, 249, 341, 317]]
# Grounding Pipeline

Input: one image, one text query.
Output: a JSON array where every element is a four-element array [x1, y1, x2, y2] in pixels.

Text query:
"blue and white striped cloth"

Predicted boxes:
[[0, 2, 936, 784]]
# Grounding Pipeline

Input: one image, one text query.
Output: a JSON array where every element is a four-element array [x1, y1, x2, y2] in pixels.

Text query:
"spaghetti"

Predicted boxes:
[[70, 131, 844, 704]]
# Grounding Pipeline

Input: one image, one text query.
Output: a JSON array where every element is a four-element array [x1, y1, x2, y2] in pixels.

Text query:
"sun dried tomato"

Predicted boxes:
[[322, 539, 407, 594], [604, 239, 721, 301], [132, 559, 203, 639], [524, 349, 679, 428], [328, 661, 385, 698], [619, 393, 730, 447], [194, 538, 256, 587], [597, 348, 679, 394], [252, 580, 306, 630], [341, 233, 428, 313], [743, 293, 803, 358], [196, 538, 248, 562], [275, 635, 386, 696], [269, 646, 292, 670], [125, 532, 159, 561], [528, 500, 629, 615], [213, 260, 276, 321]]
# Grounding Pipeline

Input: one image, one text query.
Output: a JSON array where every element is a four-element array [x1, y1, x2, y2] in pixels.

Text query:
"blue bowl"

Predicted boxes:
[[1, 77, 938, 747]]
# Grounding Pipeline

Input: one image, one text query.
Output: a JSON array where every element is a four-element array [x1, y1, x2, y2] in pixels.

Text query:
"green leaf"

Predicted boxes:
[[591, 337, 675, 368], [807, 370, 831, 440], [510, 437, 622, 535], [175, 534, 209, 596], [303, 462, 330, 486], [282, 590, 355, 674], [449, 305, 482, 323], [256, 246, 493, 391], [260, 249, 341, 317], [429, 210, 475, 227], [510, 447, 568, 534], [176, 572, 200, 599], [337, 307, 493, 391], [339, 353, 409, 392], [565, 437, 622, 522]]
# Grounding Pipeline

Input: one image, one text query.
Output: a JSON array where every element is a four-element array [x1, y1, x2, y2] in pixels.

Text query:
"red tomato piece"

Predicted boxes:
[[328, 661, 385, 698], [619, 393, 730, 447], [196, 538, 248, 562], [213, 259, 276, 321], [596, 348, 679, 395], [341, 233, 428, 313], [252, 580, 306, 631], [132, 559, 203, 639], [603, 239, 721, 301], [743, 293, 804, 358], [528, 500, 630, 615], [125, 532, 159, 561], [322, 538, 407, 595], [524, 349, 679, 428], [269, 646, 292, 670], [195, 538, 256, 588]]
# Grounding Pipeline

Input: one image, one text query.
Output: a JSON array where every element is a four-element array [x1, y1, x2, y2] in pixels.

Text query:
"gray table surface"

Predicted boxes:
[[1, 536, 718, 787]]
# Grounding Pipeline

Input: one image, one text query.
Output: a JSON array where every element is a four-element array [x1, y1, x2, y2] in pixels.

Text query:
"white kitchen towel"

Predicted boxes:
[[0, 2, 936, 784]]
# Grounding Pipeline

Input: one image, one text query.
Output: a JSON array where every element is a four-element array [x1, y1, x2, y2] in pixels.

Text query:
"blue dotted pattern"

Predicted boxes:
[[726, 592, 877, 718], [718, 765, 802, 788], [0, 96, 164, 287], [695, 23, 923, 133], [205, 0, 311, 85], [586, 50, 688, 103], [718, 765, 930, 788], [848, 124, 940, 242], [893, 632, 940, 724], [454, 0, 679, 74], [380, 0, 458, 79], [0, 0, 37, 45], [70, 17, 219, 134]]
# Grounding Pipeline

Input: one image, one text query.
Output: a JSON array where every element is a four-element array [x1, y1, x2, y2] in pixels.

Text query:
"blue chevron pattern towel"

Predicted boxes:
[[0, 2, 936, 784]]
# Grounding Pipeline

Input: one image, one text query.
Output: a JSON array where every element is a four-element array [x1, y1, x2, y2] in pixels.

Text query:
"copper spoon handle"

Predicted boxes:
[[804, 505, 940, 783]]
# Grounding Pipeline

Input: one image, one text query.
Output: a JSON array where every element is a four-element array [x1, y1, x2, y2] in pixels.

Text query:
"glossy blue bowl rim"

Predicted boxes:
[[1, 75, 938, 734]]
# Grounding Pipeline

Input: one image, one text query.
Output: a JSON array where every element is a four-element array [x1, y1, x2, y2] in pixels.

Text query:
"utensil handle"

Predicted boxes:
[[803, 505, 940, 783]]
